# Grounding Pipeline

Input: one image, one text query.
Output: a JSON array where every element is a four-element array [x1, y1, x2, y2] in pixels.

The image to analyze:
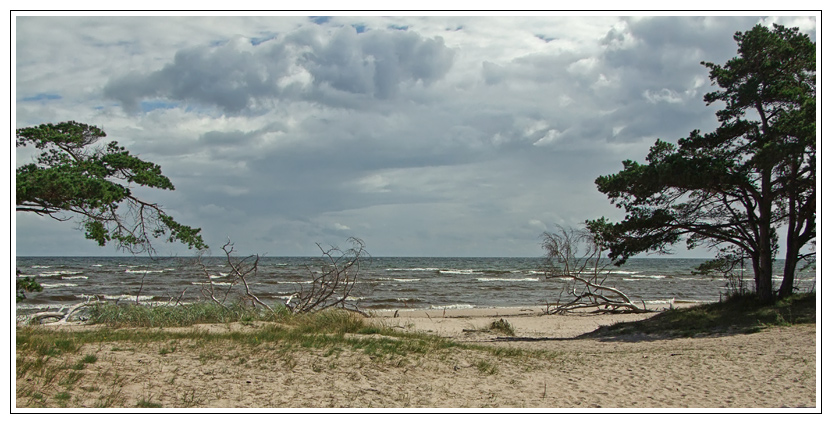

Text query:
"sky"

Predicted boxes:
[[13, 12, 818, 257]]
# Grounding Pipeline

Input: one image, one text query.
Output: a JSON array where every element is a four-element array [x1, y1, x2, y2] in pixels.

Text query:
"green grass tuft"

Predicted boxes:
[[488, 318, 515, 336]]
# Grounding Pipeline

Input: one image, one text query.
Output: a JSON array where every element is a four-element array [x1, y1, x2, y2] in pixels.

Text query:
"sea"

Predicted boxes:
[[14, 256, 817, 317]]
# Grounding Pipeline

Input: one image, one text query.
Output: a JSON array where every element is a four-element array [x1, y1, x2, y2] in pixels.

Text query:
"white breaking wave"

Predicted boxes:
[[429, 304, 475, 310], [98, 294, 155, 301], [61, 275, 89, 280], [38, 270, 83, 277], [191, 281, 234, 287], [125, 269, 164, 274], [439, 269, 474, 275], [40, 282, 79, 288], [385, 267, 439, 272], [476, 277, 539, 282]]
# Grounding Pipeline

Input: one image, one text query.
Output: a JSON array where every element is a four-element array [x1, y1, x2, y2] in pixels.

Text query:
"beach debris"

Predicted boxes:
[[541, 226, 649, 314], [284, 237, 370, 316], [19, 301, 103, 325]]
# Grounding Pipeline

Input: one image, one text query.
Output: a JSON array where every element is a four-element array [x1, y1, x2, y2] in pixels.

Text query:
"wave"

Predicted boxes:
[[429, 304, 475, 310], [366, 298, 424, 308], [622, 275, 667, 280], [476, 277, 539, 282], [643, 298, 702, 305], [38, 270, 83, 277], [40, 282, 79, 288], [385, 267, 439, 272], [31, 265, 52, 269], [191, 281, 234, 287], [439, 269, 474, 275], [61, 276, 89, 280], [98, 294, 156, 302], [477, 269, 514, 275], [125, 269, 165, 274]]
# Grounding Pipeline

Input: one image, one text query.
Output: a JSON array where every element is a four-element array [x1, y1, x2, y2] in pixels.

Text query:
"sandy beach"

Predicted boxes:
[[15, 305, 817, 409]]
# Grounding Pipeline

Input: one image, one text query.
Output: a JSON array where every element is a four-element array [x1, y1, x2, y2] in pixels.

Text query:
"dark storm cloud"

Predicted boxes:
[[104, 26, 455, 114]]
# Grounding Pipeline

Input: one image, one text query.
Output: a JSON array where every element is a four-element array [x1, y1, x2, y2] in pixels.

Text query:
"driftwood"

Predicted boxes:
[[196, 240, 274, 313], [287, 238, 370, 316], [541, 226, 649, 315], [20, 301, 103, 325], [195, 238, 371, 316]]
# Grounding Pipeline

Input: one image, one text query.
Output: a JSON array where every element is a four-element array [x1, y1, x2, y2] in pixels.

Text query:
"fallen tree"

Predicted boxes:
[[541, 226, 648, 314]]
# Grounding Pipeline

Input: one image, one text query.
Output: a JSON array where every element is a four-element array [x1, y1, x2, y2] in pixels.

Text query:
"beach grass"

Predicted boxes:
[[85, 301, 292, 327], [581, 292, 816, 339]]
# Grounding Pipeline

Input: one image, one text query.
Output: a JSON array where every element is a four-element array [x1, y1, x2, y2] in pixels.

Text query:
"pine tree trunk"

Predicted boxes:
[[757, 168, 775, 303], [779, 187, 800, 298]]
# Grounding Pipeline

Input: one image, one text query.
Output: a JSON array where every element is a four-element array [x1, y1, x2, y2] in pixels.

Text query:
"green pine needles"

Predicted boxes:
[[16, 121, 207, 254]]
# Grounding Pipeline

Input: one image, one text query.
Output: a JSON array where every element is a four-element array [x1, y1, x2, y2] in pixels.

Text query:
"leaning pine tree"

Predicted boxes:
[[16, 121, 208, 254], [587, 24, 815, 302]]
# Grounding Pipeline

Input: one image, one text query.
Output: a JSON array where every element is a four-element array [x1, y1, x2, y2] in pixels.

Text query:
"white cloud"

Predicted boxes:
[[331, 223, 351, 231], [533, 129, 565, 147], [643, 88, 683, 104]]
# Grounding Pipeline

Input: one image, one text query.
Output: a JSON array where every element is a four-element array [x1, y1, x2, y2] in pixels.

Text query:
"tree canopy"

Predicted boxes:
[[16, 121, 208, 254], [587, 24, 815, 302]]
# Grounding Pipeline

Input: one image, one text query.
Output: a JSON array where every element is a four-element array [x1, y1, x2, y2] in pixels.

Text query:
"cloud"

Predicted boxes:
[[103, 25, 456, 114]]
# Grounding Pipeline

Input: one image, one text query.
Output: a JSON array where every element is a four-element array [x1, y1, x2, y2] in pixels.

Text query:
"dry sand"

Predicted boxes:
[[15, 305, 817, 410]]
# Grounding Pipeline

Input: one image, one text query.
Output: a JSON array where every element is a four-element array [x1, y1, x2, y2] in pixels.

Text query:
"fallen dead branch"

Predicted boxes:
[[541, 226, 649, 314]]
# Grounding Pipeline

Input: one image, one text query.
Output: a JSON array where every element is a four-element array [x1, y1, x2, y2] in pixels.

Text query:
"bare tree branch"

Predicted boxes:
[[287, 238, 370, 316], [541, 226, 649, 314]]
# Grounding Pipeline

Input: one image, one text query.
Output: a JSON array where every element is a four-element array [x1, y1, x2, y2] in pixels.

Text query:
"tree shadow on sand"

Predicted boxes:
[[494, 293, 815, 343], [575, 293, 815, 342]]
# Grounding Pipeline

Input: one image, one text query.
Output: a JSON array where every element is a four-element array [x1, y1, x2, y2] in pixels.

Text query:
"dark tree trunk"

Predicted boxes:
[[756, 169, 775, 303]]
